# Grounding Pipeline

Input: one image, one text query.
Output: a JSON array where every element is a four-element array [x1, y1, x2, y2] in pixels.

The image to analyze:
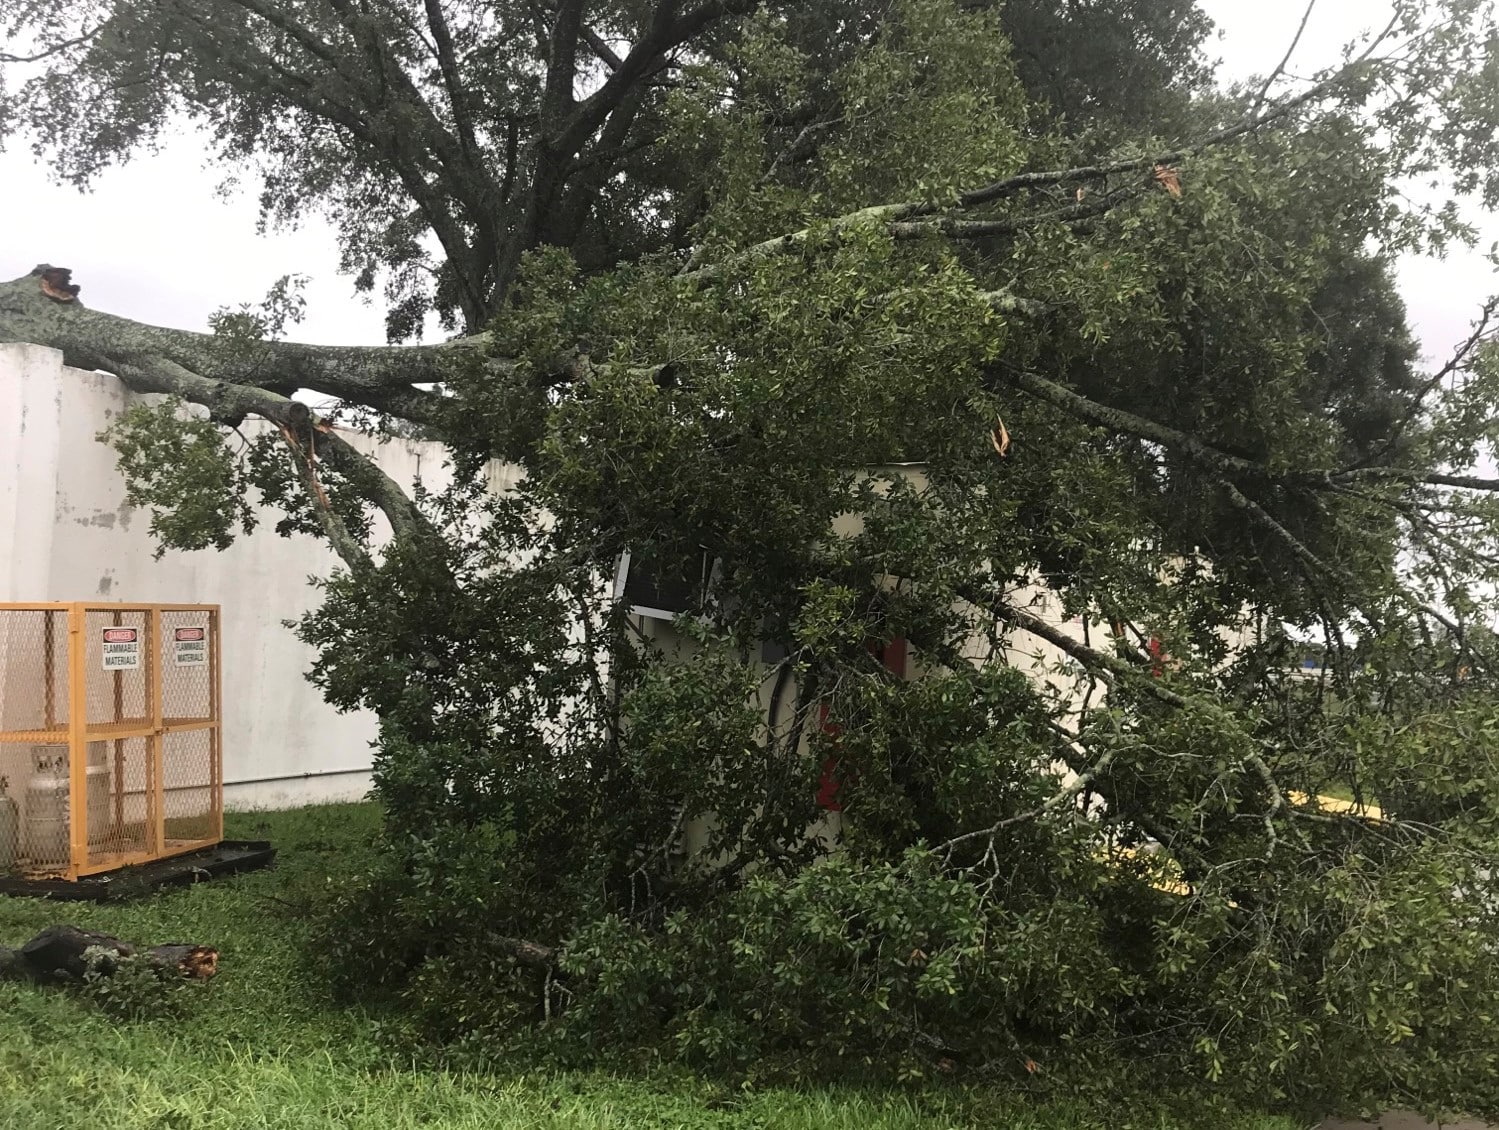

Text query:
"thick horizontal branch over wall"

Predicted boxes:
[[0, 268, 470, 419]]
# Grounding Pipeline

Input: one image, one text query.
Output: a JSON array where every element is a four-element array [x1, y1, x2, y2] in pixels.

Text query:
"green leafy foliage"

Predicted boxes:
[[206, 274, 311, 349], [0, 807, 1297, 1130], [99, 400, 257, 556], [293, 5, 1499, 1109], [79, 947, 190, 1022]]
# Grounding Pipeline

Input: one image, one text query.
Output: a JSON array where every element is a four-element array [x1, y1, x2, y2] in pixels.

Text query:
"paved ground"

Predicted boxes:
[[1321, 1114, 1491, 1130]]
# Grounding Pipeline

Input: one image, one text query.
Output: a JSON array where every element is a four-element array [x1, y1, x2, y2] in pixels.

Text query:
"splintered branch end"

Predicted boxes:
[[32, 265, 81, 303]]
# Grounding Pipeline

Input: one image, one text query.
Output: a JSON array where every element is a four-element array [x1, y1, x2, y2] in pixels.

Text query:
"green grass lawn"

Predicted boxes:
[[0, 803, 1304, 1130]]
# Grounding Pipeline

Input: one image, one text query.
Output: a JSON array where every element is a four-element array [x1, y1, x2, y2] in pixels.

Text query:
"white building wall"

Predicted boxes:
[[0, 342, 472, 809]]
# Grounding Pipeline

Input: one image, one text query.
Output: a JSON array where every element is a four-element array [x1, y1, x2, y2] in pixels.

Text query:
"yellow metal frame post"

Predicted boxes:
[[43, 609, 55, 731], [210, 608, 224, 842], [66, 604, 86, 881], [111, 609, 125, 849], [149, 606, 165, 857]]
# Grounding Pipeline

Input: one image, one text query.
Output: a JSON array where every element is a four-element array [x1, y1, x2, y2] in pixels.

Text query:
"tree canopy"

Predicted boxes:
[[5, 0, 1499, 1116]]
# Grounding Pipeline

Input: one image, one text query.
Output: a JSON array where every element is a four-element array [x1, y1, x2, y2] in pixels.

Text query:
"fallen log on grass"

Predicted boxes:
[[0, 925, 218, 983]]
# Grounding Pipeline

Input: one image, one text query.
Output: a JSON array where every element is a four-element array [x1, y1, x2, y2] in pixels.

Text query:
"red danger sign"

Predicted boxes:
[[173, 625, 209, 667], [101, 627, 141, 670]]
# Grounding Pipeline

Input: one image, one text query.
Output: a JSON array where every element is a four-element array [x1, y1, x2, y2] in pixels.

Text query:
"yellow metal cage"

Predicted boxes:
[[0, 603, 223, 881]]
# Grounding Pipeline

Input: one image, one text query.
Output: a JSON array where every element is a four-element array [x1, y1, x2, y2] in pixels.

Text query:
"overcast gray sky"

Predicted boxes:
[[1, 0, 1494, 361]]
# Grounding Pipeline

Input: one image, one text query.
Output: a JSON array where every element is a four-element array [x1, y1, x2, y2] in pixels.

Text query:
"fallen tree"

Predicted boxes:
[[6, 0, 1499, 1116]]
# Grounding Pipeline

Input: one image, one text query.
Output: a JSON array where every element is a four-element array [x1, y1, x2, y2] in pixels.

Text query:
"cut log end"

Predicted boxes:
[[147, 944, 220, 980], [31, 264, 81, 303]]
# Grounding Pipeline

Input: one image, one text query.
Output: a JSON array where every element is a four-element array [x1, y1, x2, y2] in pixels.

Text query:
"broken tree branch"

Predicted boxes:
[[1, 925, 218, 983], [977, 595, 1189, 710], [1005, 366, 1265, 479], [101, 350, 436, 568], [940, 747, 1117, 855], [1251, 0, 1320, 115]]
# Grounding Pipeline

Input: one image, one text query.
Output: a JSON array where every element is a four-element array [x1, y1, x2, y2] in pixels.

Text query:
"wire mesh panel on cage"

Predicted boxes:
[[0, 604, 223, 881]]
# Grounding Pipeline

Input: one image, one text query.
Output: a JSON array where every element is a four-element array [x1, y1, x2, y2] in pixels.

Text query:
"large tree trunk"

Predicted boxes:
[[0, 925, 218, 983], [0, 266, 470, 417]]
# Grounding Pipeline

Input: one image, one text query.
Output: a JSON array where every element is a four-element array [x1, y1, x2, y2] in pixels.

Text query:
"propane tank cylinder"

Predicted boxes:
[[0, 783, 17, 874], [23, 747, 70, 870], [86, 741, 111, 849]]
